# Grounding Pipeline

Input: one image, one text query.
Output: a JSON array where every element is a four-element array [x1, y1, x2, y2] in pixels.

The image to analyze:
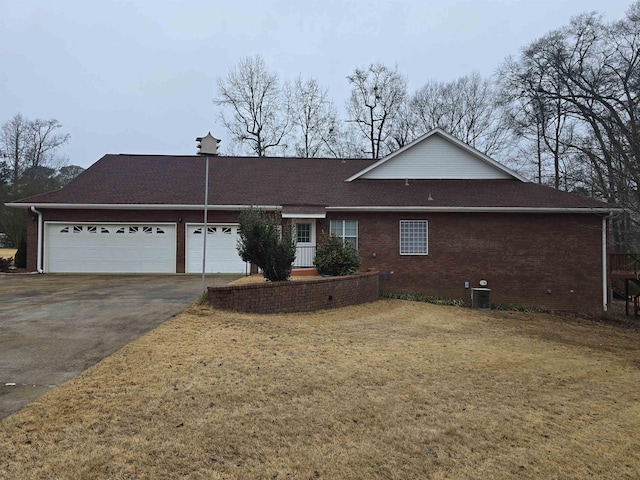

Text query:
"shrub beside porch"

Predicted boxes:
[[207, 271, 379, 314]]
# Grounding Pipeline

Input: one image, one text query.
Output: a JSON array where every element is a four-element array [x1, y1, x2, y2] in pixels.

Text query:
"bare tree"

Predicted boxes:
[[215, 55, 290, 157], [498, 3, 640, 249], [498, 54, 577, 187], [386, 100, 417, 152], [346, 63, 407, 159], [1, 114, 31, 185], [0, 114, 74, 247], [28, 118, 70, 170], [287, 76, 339, 158], [321, 120, 366, 159], [411, 72, 513, 158], [1, 114, 70, 191]]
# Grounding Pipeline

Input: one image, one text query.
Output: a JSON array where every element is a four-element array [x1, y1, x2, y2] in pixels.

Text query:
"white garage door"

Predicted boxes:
[[45, 223, 176, 273], [186, 224, 247, 274]]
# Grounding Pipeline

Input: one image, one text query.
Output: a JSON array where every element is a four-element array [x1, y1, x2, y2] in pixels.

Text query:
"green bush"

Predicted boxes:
[[236, 208, 296, 282], [313, 233, 361, 276], [14, 239, 27, 269], [197, 291, 209, 305]]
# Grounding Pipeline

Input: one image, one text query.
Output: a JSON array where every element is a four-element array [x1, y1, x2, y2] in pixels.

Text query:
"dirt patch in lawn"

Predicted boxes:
[[1, 301, 639, 479]]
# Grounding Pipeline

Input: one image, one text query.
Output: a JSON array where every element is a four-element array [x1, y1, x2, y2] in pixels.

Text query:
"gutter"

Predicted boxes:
[[326, 206, 623, 214], [5, 203, 282, 211], [5, 203, 621, 215], [602, 213, 614, 312], [30, 206, 44, 273]]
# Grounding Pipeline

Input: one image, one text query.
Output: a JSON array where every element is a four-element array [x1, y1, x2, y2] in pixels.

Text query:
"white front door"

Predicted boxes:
[[293, 220, 316, 268]]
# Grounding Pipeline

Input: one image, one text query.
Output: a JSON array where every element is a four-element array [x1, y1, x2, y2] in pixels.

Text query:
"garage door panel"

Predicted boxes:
[[46, 223, 176, 273], [186, 224, 247, 274]]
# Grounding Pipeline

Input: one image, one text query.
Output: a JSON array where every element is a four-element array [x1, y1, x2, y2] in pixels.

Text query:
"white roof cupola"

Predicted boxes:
[[196, 132, 221, 156]]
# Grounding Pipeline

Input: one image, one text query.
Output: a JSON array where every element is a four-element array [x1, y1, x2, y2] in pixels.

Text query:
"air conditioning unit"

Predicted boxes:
[[472, 288, 491, 309]]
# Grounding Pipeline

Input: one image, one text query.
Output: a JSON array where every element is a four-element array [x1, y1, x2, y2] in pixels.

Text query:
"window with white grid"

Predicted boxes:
[[400, 220, 428, 255], [329, 220, 358, 248], [296, 223, 311, 243]]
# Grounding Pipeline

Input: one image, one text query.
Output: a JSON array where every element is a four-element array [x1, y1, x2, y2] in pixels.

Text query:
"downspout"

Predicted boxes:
[[602, 214, 610, 312], [30, 206, 44, 273]]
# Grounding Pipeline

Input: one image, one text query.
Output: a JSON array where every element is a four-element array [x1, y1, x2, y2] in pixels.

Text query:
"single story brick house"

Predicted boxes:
[[7, 129, 617, 311]]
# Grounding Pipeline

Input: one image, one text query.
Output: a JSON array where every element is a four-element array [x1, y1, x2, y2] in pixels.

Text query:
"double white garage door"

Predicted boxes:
[[45, 223, 246, 274]]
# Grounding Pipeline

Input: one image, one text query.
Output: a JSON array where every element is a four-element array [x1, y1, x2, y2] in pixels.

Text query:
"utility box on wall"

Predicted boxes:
[[472, 288, 491, 309]]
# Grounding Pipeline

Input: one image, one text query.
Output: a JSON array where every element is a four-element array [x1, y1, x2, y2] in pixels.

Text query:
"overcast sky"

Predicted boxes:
[[0, 0, 633, 168]]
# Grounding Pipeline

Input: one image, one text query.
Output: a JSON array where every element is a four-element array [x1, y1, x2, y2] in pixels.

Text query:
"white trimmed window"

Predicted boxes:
[[296, 223, 311, 243], [330, 220, 358, 248], [400, 220, 428, 255]]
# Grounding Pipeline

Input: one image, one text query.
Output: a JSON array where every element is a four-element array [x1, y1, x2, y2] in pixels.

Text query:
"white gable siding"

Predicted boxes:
[[361, 135, 512, 180]]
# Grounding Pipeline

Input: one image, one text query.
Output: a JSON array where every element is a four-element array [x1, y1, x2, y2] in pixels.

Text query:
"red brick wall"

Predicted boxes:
[[207, 271, 380, 313], [321, 212, 606, 312], [26, 209, 37, 272], [27, 207, 607, 311]]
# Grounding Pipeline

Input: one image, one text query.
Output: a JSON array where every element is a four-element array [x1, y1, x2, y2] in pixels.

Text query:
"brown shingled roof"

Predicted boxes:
[[10, 154, 614, 211]]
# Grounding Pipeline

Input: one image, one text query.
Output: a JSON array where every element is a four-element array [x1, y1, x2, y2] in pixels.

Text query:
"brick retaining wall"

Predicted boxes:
[[207, 271, 380, 313]]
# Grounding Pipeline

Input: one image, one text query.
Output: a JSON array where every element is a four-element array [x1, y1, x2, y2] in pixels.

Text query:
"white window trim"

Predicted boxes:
[[329, 220, 358, 249], [400, 220, 428, 256]]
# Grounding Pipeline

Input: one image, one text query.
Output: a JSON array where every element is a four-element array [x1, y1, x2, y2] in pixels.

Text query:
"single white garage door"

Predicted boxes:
[[45, 223, 176, 273], [186, 224, 247, 274]]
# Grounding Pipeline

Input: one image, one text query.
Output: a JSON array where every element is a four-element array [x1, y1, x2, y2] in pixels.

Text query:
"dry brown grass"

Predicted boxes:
[[1, 300, 639, 479]]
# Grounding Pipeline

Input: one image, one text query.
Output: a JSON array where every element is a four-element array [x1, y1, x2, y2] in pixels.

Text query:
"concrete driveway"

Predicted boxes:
[[0, 274, 239, 419]]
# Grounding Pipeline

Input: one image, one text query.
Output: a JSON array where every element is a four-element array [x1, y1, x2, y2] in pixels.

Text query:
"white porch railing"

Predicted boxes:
[[294, 245, 316, 268]]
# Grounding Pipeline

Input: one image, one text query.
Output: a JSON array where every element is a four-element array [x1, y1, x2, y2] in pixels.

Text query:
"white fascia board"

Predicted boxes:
[[6, 202, 620, 215], [345, 128, 528, 182], [5, 203, 282, 210], [326, 206, 622, 214], [282, 213, 327, 219]]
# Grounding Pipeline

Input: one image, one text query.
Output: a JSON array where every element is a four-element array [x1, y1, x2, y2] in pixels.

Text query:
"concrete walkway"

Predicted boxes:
[[0, 274, 238, 419]]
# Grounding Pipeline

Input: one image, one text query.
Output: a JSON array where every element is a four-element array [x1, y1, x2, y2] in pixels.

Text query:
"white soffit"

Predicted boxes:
[[281, 205, 327, 219], [346, 129, 526, 182]]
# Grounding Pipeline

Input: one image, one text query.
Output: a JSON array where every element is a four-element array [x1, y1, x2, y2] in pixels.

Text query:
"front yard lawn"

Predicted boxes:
[[1, 300, 639, 479]]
